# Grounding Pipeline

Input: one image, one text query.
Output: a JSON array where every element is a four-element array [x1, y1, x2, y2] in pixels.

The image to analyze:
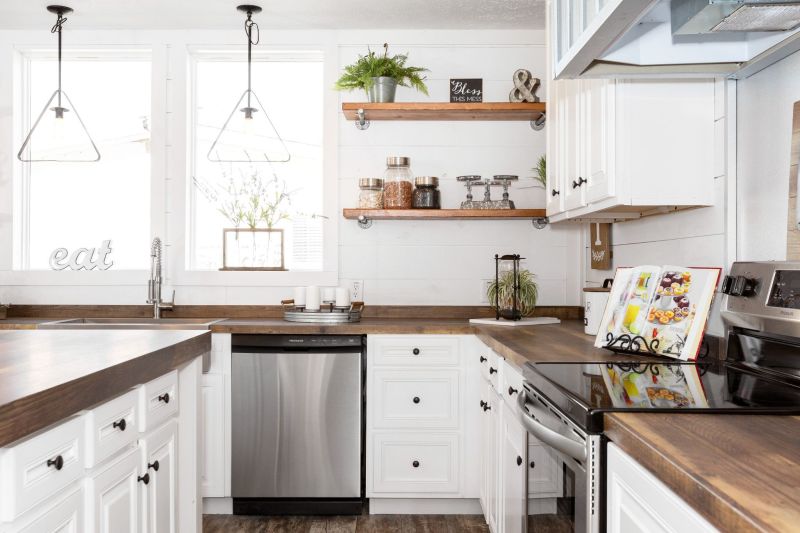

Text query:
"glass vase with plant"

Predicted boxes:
[[487, 269, 539, 319], [334, 43, 429, 103]]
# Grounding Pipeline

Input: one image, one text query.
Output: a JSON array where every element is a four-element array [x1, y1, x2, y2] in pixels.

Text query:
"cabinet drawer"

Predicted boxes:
[[372, 370, 460, 429], [84, 390, 138, 468], [1, 485, 84, 533], [0, 416, 84, 522], [138, 371, 178, 433], [371, 433, 459, 494], [370, 336, 460, 367]]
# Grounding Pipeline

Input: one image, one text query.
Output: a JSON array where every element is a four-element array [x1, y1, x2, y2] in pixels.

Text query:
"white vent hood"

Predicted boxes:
[[555, 0, 800, 79]]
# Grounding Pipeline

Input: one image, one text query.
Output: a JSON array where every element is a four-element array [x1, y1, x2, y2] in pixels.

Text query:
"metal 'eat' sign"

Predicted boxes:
[[450, 79, 483, 103]]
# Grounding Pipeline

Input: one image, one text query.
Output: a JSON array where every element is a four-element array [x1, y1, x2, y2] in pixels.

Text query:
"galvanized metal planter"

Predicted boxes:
[[220, 228, 286, 271], [367, 77, 397, 103]]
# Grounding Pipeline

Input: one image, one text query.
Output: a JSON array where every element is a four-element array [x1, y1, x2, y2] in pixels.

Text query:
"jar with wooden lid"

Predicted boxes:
[[383, 156, 414, 209], [358, 178, 384, 209], [412, 176, 441, 209]]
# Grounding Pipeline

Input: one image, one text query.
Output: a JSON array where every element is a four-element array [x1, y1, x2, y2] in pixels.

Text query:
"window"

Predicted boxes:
[[189, 51, 324, 271], [16, 52, 152, 270]]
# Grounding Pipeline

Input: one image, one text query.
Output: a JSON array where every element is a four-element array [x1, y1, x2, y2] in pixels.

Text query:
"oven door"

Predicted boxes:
[[517, 388, 602, 533]]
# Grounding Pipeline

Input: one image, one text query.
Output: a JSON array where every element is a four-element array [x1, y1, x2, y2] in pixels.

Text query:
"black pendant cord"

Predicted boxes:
[[51, 11, 66, 109], [244, 11, 259, 109]]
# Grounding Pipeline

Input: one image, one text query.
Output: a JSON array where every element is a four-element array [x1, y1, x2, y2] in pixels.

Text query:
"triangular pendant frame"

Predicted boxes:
[[206, 88, 291, 163], [17, 88, 101, 163]]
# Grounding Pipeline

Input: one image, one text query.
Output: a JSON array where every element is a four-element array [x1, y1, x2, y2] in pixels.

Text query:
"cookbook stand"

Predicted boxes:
[[602, 333, 661, 356]]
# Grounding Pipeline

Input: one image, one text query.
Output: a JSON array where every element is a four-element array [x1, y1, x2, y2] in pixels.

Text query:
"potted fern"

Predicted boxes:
[[335, 43, 429, 103]]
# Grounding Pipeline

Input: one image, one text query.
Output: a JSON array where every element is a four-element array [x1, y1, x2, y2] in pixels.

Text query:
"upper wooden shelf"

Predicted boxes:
[[341, 102, 546, 122], [343, 208, 547, 221]]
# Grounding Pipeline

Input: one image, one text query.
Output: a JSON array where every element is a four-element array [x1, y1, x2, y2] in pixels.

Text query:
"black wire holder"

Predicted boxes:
[[603, 332, 661, 356]]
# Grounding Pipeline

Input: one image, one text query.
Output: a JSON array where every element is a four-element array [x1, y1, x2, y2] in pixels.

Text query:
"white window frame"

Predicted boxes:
[[170, 39, 339, 287]]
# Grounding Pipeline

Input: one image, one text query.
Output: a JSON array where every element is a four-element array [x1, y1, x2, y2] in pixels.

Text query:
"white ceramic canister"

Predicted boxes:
[[583, 279, 613, 335], [306, 286, 321, 311]]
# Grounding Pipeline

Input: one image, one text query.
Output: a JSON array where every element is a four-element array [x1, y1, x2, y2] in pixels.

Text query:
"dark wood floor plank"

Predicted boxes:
[[203, 514, 488, 533]]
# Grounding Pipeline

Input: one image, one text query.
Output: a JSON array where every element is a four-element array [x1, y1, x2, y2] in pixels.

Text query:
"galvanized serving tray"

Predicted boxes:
[[281, 300, 364, 323]]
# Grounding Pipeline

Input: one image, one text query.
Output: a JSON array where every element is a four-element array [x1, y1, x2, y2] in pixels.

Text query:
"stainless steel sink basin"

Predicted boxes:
[[39, 318, 224, 372], [40, 317, 222, 329]]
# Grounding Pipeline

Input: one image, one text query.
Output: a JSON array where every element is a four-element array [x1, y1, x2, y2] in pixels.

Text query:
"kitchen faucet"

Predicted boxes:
[[146, 237, 174, 319]]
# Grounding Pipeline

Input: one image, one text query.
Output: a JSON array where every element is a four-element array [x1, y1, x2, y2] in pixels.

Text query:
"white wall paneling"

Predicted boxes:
[[0, 29, 581, 307]]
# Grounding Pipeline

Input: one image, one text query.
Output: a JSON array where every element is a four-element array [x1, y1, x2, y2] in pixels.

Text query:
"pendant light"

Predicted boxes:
[[17, 5, 101, 163], [207, 5, 291, 163]]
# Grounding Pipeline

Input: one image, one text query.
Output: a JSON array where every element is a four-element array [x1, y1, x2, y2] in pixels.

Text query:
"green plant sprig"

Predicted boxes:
[[334, 43, 429, 95], [487, 269, 539, 318]]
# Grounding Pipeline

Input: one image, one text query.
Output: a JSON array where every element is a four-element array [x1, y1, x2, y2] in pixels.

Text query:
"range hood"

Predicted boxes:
[[672, 0, 800, 34]]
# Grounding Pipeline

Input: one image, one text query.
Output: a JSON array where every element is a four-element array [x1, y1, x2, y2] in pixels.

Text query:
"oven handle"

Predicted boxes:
[[516, 392, 587, 462]]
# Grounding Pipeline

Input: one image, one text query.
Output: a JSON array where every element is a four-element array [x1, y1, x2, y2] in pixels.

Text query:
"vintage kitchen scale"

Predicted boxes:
[[456, 175, 522, 209], [281, 299, 365, 323]]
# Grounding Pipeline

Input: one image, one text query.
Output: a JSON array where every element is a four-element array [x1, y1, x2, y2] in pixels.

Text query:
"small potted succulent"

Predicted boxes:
[[335, 43, 429, 103]]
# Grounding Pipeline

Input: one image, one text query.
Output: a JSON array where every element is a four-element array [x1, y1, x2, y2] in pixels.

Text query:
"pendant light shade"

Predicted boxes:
[[17, 5, 100, 163], [207, 5, 291, 163]]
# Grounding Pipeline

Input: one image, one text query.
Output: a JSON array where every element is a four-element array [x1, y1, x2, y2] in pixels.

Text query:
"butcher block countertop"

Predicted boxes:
[[605, 412, 800, 533], [0, 329, 210, 447]]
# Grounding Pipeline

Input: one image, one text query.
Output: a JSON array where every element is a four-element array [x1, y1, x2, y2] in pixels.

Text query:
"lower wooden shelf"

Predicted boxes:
[[343, 208, 547, 221]]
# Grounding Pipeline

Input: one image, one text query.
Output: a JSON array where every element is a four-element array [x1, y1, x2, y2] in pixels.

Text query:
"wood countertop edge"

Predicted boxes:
[[604, 413, 767, 533], [209, 323, 477, 335], [0, 332, 211, 447]]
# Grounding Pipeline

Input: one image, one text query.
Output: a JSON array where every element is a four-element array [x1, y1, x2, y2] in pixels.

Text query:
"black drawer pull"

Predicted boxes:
[[138, 473, 150, 485], [482, 404, 491, 412], [158, 393, 170, 404], [480, 400, 487, 408], [148, 460, 160, 472], [112, 418, 127, 431], [412, 396, 420, 404], [530, 461, 536, 469], [489, 367, 497, 375], [551, 189, 560, 197], [412, 348, 420, 355], [479, 356, 487, 363], [508, 386, 518, 396], [517, 456, 523, 466], [46, 455, 64, 471], [412, 460, 420, 468]]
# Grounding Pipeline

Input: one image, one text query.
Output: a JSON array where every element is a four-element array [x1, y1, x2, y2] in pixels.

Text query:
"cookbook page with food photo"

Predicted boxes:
[[595, 265, 721, 360]]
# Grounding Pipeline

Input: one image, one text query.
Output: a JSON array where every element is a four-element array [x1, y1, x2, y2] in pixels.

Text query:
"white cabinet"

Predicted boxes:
[[479, 382, 501, 533], [140, 420, 177, 533], [546, 77, 715, 223], [0, 486, 83, 533], [201, 373, 225, 498], [500, 402, 526, 533], [85, 448, 141, 533], [607, 443, 718, 533]]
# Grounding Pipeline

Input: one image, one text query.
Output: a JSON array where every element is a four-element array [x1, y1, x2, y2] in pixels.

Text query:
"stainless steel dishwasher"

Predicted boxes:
[[231, 334, 364, 515]]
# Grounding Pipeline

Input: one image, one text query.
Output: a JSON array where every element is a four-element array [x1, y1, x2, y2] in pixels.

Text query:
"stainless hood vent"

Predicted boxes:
[[672, 0, 800, 34]]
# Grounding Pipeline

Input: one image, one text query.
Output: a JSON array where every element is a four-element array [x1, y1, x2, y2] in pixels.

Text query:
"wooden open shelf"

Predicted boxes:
[[343, 208, 547, 221], [341, 102, 546, 122]]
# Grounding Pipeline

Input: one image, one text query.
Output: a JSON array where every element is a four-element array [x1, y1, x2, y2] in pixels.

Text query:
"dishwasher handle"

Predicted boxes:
[[516, 391, 587, 462]]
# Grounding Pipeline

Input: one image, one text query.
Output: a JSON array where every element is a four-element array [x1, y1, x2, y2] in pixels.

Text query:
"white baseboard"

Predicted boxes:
[[369, 498, 483, 515], [203, 497, 233, 514]]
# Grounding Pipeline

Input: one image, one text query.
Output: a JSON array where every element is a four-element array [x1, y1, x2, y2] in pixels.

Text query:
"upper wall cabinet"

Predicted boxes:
[[546, 77, 716, 223], [550, 0, 800, 79]]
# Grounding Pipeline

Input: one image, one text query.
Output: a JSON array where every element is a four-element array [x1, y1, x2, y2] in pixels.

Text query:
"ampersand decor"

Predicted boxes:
[[509, 69, 541, 103]]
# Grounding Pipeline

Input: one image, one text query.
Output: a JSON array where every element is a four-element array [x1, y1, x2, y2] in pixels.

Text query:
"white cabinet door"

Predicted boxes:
[[561, 81, 585, 211], [85, 448, 141, 533], [501, 402, 527, 533], [528, 441, 561, 498], [607, 443, 718, 533], [546, 81, 564, 216], [582, 79, 614, 204], [479, 381, 500, 533], [140, 420, 178, 533], [3, 486, 83, 533], [201, 374, 225, 498]]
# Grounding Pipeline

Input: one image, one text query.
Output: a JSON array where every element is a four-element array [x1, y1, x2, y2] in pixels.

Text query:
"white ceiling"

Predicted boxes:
[[0, 0, 545, 30]]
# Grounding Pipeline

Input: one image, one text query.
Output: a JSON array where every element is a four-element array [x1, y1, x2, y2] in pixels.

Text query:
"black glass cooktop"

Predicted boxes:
[[522, 358, 800, 433]]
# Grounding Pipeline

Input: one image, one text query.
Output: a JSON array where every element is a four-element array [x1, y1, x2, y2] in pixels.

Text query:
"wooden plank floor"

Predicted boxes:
[[202, 514, 489, 533]]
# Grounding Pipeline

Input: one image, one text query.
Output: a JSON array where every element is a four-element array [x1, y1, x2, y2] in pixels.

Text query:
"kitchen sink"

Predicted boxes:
[[38, 317, 224, 372]]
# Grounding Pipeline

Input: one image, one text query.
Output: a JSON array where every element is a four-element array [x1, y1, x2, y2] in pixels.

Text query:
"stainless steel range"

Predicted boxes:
[[518, 261, 800, 532]]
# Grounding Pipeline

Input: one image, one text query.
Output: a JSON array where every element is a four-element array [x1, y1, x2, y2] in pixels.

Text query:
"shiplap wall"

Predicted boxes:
[[336, 36, 581, 305], [583, 79, 733, 334]]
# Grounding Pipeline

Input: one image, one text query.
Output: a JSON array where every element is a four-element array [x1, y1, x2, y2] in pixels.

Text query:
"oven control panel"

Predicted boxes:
[[722, 262, 800, 336]]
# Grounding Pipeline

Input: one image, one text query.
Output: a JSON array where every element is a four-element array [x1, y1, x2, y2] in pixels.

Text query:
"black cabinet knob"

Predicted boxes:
[[113, 418, 127, 432], [530, 461, 536, 469], [148, 460, 160, 472], [508, 386, 518, 396], [572, 179, 580, 189], [479, 356, 487, 363], [517, 456, 523, 466], [158, 393, 170, 404], [412, 460, 420, 468], [46, 455, 64, 471], [482, 404, 491, 412], [413, 396, 420, 404], [480, 400, 487, 408], [551, 189, 560, 197], [412, 348, 420, 355], [489, 367, 497, 375], [138, 473, 150, 485]]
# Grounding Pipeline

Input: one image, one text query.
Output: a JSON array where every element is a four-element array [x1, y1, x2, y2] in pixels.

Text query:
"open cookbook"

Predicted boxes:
[[594, 266, 722, 360]]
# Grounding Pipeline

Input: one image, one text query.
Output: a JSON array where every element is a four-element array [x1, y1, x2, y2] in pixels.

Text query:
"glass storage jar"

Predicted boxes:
[[383, 156, 414, 209], [412, 176, 441, 209], [358, 178, 384, 209]]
